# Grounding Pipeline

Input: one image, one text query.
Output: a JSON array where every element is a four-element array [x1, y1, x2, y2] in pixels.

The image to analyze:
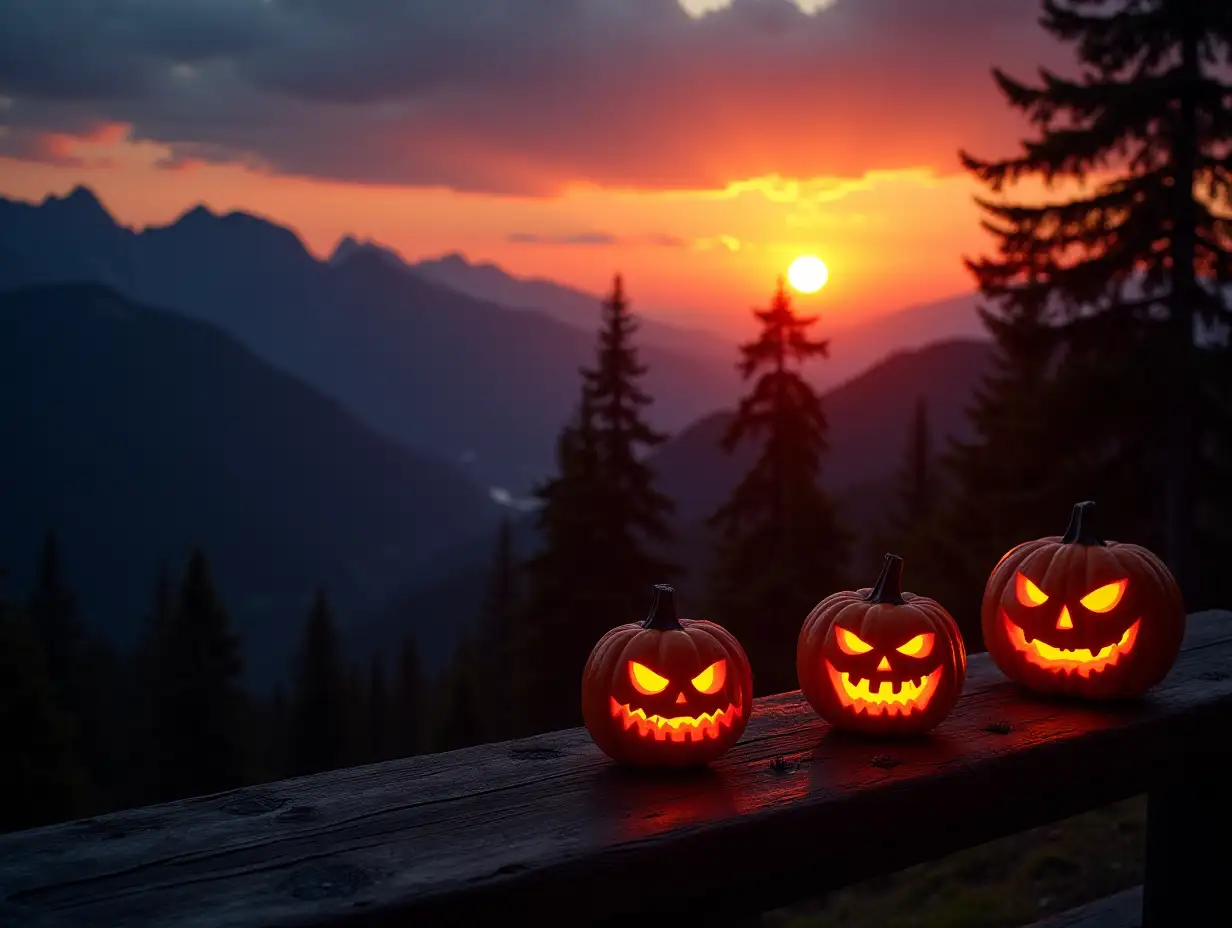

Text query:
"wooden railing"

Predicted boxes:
[[2, 610, 1230, 928]]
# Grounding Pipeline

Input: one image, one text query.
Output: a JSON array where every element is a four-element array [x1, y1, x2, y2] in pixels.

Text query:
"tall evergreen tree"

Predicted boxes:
[[130, 563, 178, 805], [891, 398, 938, 541], [435, 635, 483, 752], [27, 531, 122, 812], [581, 274, 677, 590], [958, 0, 1232, 604], [922, 303, 1072, 643], [288, 589, 347, 776], [475, 516, 519, 741], [708, 278, 851, 695], [367, 654, 391, 763], [0, 565, 84, 831], [391, 635, 427, 758], [27, 532, 86, 706], [148, 549, 249, 801], [516, 276, 677, 734]]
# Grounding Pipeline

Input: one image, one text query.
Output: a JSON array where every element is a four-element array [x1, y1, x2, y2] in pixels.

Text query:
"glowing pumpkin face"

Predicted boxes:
[[582, 585, 753, 768], [982, 501, 1185, 700], [797, 554, 966, 736]]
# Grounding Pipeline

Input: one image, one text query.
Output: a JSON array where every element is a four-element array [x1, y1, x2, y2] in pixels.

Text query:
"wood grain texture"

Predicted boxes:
[[1, 611, 1229, 928]]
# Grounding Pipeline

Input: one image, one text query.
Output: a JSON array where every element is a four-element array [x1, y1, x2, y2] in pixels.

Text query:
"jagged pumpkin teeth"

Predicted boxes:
[[798, 553, 966, 736], [982, 501, 1184, 700], [582, 585, 752, 768]]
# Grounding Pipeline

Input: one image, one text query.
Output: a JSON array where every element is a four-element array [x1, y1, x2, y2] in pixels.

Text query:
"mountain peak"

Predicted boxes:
[[43, 185, 114, 226], [328, 234, 406, 270], [176, 203, 218, 225]]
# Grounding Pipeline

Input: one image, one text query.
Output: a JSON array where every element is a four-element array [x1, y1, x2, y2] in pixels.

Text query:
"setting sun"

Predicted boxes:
[[788, 255, 829, 294]]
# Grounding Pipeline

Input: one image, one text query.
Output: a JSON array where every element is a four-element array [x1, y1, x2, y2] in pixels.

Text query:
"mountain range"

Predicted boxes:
[[0, 187, 986, 497], [0, 184, 999, 683], [0, 283, 496, 687]]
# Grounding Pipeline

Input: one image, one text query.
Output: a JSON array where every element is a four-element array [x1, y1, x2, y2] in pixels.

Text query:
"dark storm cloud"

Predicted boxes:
[[0, 0, 1062, 194]]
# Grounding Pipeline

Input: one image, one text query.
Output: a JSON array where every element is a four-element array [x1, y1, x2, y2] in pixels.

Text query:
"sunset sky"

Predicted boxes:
[[0, 0, 1070, 332]]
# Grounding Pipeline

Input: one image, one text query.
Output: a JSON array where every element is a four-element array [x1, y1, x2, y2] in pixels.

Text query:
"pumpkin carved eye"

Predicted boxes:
[[837, 628, 874, 655], [629, 661, 669, 695], [691, 660, 727, 694], [896, 633, 935, 658], [1080, 579, 1127, 613], [1016, 573, 1049, 607]]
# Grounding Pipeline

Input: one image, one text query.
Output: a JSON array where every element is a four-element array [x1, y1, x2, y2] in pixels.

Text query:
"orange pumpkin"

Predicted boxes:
[[582, 584, 752, 767], [982, 500, 1185, 699], [797, 554, 966, 736]]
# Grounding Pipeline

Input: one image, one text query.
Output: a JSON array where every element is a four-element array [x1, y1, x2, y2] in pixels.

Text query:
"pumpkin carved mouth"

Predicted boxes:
[[609, 698, 740, 742], [1001, 610, 1140, 677], [824, 663, 942, 716]]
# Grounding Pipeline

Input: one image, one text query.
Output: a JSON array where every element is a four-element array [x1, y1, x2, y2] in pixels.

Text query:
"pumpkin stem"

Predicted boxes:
[[866, 554, 907, 605], [642, 584, 684, 631], [1061, 500, 1106, 546]]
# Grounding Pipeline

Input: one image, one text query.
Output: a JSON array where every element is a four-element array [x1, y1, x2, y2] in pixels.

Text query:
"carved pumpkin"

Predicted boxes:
[[582, 584, 752, 767], [797, 554, 966, 735], [981, 501, 1185, 699]]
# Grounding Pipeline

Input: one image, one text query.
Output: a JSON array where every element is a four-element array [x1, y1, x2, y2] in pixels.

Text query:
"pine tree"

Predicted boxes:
[[516, 276, 677, 734], [474, 516, 519, 741], [27, 531, 122, 812], [367, 654, 391, 763], [581, 274, 677, 590], [0, 565, 84, 831], [435, 635, 483, 752], [708, 278, 851, 695], [147, 549, 249, 801], [868, 398, 941, 591], [891, 398, 938, 542], [263, 684, 290, 782], [923, 305, 1074, 644], [129, 563, 178, 806], [288, 589, 347, 776], [391, 635, 427, 758], [27, 531, 86, 707], [959, 0, 1232, 604]]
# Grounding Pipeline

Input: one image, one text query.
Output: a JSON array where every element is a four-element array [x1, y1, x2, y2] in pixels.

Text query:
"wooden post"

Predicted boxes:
[[1143, 751, 1232, 925]]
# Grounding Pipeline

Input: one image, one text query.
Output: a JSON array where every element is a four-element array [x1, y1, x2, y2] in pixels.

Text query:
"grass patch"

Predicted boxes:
[[763, 796, 1145, 928]]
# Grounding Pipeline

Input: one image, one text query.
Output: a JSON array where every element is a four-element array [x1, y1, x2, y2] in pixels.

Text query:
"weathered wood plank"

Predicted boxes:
[[1023, 887, 1141, 928], [1, 611, 1229, 928]]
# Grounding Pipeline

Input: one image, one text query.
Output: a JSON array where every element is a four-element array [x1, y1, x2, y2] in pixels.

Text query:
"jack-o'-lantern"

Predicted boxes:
[[582, 584, 753, 767], [797, 554, 966, 735], [982, 500, 1185, 699]]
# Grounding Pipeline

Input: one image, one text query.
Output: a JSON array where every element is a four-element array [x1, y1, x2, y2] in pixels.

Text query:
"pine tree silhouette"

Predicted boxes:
[[392, 635, 427, 758], [147, 549, 249, 801], [367, 654, 391, 763], [0, 564, 84, 831], [27, 530, 122, 813], [581, 274, 677, 589], [436, 635, 483, 751], [516, 276, 677, 734], [959, 0, 1232, 603], [708, 278, 851, 695], [925, 300, 1071, 644], [474, 516, 519, 741], [892, 398, 937, 538], [288, 589, 347, 776]]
